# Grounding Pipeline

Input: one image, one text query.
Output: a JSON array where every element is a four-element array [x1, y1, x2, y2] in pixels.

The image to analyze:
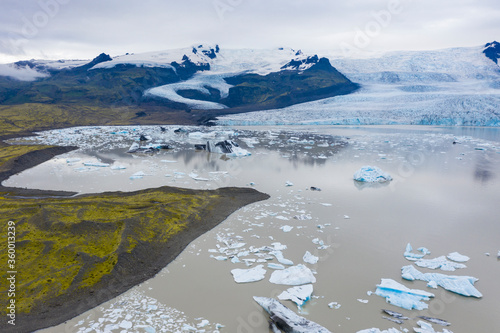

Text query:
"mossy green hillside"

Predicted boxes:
[[0, 188, 217, 315]]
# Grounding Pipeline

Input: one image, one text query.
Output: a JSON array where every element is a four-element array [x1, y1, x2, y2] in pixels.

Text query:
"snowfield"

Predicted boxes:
[[216, 45, 500, 126]]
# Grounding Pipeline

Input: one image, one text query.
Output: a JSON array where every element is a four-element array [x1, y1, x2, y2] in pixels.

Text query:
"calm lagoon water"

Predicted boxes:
[[6, 125, 500, 333]]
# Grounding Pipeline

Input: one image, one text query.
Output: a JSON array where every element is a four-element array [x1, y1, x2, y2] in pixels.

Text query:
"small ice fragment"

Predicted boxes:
[[357, 328, 402, 333], [211, 255, 228, 261], [182, 324, 197, 331], [447, 252, 470, 262], [353, 166, 392, 183], [320, 203, 332, 206], [294, 214, 312, 220], [382, 309, 409, 320], [269, 264, 316, 285], [357, 299, 369, 303], [119, 320, 133, 329], [375, 278, 434, 310], [130, 171, 146, 179], [413, 320, 453, 333], [280, 225, 293, 232], [404, 243, 426, 260], [328, 302, 341, 309], [498, 250, 500, 259], [427, 281, 438, 289], [197, 319, 210, 328], [268, 263, 285, 270], [303, 251, 319, 265], [111, 165, 127, 170], [83, 161, 110, 167], [231, 265, 266, 283], [276, 215, 290, 221], [418, 247, 431, 255], [285, 181, 294, 186], [272, 242, 287, 251], [270, 250, 294, 266], [231, 257, 241, 263], [401, 265, 482, 298], [344, 215, 350, 219], [417, 316, 451, 327], [278, 284, 314, 309], [66, 158, 81, 163]]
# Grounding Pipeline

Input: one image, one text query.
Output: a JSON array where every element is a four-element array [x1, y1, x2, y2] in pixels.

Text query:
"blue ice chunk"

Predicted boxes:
[[357, 329, 402, 333], [353, 166, 392, 183], [404, 243, 426, 260], [375, 278, 434, 310], [402, 265, 482, 298]]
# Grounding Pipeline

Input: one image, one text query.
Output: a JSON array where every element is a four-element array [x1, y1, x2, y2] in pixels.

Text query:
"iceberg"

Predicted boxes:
[[253, 297, 332, 333], [417, 316, 451, 327], [415, 256, 467, 271], [401, 265, 482, 297], [374, 278, 434, 310], [83, 161, 110, 167], [269, 264, 316, 286], [353, 166, 393, 183], [446, 252, 470, 262], [277, 284, 314, 309], [231, 264, 266, 283], [357, 329, 402, 333], [280, 225, 294, 232], [303, 251, 319, 265], [414, 320, 454, 333]]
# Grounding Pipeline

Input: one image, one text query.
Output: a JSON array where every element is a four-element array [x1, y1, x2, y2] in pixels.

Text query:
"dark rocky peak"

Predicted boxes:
[[483, 41, 500, 64], [86, 53, 112, 68], [281, 55, 320, 71], [191, 45, 219, 59]]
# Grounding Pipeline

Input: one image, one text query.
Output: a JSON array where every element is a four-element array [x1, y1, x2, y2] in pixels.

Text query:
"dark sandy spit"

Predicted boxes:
[[0, 139, 269, 333]]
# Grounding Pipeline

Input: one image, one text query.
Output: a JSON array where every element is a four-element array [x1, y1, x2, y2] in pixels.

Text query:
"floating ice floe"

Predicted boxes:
[[111, 165, 127, 170], [268, 263, 285, 270], [269, 264, 316, 286], [83, 161, 110, 167], [353, 166, 392, 183], [375, 278, 434, 310], [253, 297, 332, 333], [415, 256, 467, 271], [357, 328, 402, 333], [417, 316, 450, 327], [382, 309, 409, 325], [328, 302, 341, 309], [231, 264, 266, 283], [294, 214, 312, 220], [414, 320, 454, 333], [303, 251, 319, 265], [270, 250, 294, 266], [285, 180, 294, 186], [404, 243, 427, 260], [130, 171, 147, 179], [280, 225, 294, 232], [401, 265, 482, 297], [446, 252, 470, 262], [277, 284, 314, 309], [189, 172, 209, 181]]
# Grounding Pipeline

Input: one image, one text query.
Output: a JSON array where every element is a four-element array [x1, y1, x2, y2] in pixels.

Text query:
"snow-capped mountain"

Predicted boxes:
[[216, 43, 500, 126], [0, 44, 357, 118]]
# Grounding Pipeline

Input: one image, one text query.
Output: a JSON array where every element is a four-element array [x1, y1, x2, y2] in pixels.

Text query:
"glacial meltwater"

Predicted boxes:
[[5, 125, 500, 333]]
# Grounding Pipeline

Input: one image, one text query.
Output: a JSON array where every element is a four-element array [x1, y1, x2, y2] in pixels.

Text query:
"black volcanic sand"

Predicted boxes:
[[0, 141, 269, 333]]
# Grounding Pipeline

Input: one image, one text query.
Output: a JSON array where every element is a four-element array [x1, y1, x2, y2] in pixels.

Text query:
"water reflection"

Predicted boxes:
[[474, 153, 496, 184]]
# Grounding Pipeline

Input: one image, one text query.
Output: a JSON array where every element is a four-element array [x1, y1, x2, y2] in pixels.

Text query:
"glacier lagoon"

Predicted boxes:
[[5, 125, 500, 332]]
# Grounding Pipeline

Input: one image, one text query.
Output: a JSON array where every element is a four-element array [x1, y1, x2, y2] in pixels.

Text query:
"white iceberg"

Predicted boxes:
[[280, 225, 294, 232], [253, 297, 332, 333], [231, 264, 266, 283], [353, 166, 392, 183], [303, 251, 319, 265], [357, 329, 402, 333], [269, 264, 316, 286], [415, 256, 467, 271], [83, 161, 110, 167], [447, 252, 470, 262], [130, 171, 146, 179], [401, 265, 482, 298], [414, 320, 454, 333], [277, 284, 314, 309], [375, 278, 434, 310]]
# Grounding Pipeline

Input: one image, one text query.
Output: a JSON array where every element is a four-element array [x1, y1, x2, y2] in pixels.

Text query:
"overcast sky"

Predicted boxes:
[[0, 0, 499, 63]]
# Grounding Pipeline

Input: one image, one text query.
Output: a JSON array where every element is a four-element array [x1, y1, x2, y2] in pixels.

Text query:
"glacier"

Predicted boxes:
[[401, 265, 482, 297], [374, 278, 434, 310], [216, 45, 500, 126]]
